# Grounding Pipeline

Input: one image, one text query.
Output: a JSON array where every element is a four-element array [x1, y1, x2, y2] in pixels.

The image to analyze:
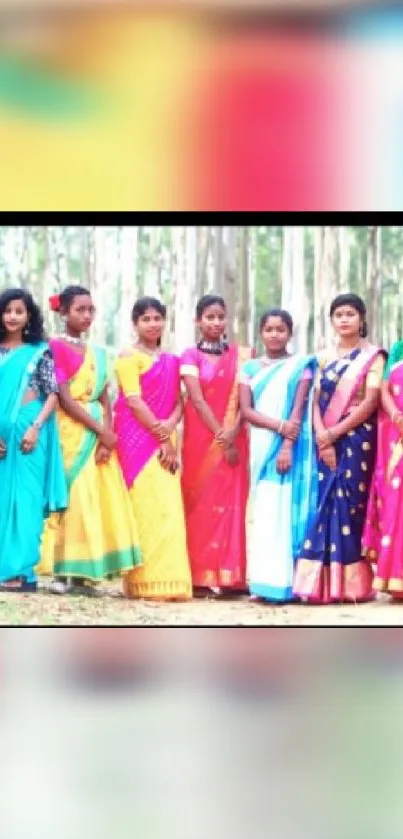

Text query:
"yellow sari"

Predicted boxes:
[[39, 343, 141, 580], [114, 350, 192, 601]]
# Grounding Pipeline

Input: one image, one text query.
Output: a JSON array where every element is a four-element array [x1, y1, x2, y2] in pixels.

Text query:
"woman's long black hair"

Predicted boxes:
[[0, 287, 46, 344]]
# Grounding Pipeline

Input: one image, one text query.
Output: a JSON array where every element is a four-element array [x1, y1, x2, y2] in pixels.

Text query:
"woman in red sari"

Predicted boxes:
[[180, 294, 250, 597]]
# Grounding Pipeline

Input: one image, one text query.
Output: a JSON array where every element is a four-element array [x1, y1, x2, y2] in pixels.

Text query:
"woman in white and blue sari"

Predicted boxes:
[[239, 309, 318, 603]]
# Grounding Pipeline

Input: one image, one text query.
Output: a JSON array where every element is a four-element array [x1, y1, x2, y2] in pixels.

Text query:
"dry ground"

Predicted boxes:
[[0, 581, 402, 625]]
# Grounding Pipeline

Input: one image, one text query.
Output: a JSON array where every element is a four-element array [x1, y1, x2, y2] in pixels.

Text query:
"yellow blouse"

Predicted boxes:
[[115, 349, 154, 397]]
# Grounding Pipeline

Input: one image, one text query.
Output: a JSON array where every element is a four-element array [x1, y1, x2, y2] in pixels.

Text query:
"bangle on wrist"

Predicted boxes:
[[32, 420, 42, 431], [278, 420, 285, 434], [327, 429, 334, 444]]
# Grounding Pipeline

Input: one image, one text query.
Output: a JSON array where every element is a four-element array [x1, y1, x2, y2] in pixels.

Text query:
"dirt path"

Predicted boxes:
[[0, 583, 401, 625]]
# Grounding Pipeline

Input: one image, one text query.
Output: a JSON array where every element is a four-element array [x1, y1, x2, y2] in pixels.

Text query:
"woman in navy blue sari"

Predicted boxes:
[[294, 294, 385, 604]]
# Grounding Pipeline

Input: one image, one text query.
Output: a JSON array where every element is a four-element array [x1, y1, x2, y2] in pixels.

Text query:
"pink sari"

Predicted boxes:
[[114, 353, 180, 487], [363, 356, 403, 597], [181, 345, 249, 590]]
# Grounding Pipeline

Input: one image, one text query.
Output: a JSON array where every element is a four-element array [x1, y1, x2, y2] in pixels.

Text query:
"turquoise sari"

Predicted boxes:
[[243, 354, 318, 602], [0, 343, 67, 584]]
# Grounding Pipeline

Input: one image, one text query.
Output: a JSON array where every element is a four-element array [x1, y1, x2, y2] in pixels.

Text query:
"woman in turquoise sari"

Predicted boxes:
[[240, 309, 318, 603], [0, 288, 67, 592]]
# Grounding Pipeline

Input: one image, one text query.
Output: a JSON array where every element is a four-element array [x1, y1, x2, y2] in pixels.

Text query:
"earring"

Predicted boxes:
[[23, 326, 29, 336]]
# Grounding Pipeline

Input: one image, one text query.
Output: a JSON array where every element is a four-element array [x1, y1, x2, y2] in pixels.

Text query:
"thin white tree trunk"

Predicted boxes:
[[222, 226, 237, 341], [144, 226, 161, 297], [324, 227, 339, 347], [238, 226, 249, 346], [213, 226, 224, 295], [248, 227, 256, 348], [118, 226, 139, 348], [173, 226, 196, 354], [92, 226, 106, 344], [281, 227, 307, 353], [366, 226, 381, 344], [339, 226, 350, 292], [313, 227, 327, 351]]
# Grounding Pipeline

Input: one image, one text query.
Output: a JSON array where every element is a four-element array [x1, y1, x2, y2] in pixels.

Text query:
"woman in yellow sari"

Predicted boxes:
[[39, 285, 141, 596], [114, 297, 192, 601]]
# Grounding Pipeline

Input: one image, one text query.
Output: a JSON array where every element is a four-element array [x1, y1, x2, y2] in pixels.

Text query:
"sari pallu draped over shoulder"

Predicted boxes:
[[363, 342, 403, 597], [246, 354, 318, 602], [114, 350, 192, 601], [294, 344, 384, 604], [0, 343, 67, 584], [39, 340, 141, 581], [181, 344, 250, 590], [114, 352, 180, 489]]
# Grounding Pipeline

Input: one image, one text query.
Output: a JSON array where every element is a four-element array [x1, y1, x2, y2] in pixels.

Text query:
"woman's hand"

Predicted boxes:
[[320, 444, 337, 471], [152, 419, 175, 442], [159, 440, 179, 474], [0, 437, 7, 459], [216, 427, 237, 448], [20, 425, 39, 454], [95, 443, 112, 465], [223, 443, 239, 467], [316, 428, 335, 451], [393, 412, 403, 436], [280, 419, 300, 441], [276, 442, 292, 475], [98, 429, 117, 450]]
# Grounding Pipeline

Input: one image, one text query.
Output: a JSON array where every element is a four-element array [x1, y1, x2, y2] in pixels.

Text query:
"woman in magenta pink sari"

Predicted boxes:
[[294, 294, 385, 604], [181, 295, 250, 597], [363, 341, 403, 599], [114, 297, 192, 601]]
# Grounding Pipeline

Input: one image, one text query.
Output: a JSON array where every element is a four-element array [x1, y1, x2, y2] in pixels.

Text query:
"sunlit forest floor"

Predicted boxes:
[[0, 582, 401, 625]]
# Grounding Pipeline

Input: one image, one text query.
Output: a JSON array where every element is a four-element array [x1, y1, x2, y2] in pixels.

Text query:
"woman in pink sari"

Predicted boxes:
[[114, 297, 192, 601], [363, 341, 403, 599], [181, 294, 250, 597]]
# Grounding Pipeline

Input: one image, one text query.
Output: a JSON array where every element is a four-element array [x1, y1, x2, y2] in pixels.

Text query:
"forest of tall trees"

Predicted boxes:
[[0, 225, 401, 354]]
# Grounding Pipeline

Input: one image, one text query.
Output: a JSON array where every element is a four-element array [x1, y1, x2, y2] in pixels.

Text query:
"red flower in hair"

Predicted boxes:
[[49, 294, 60, 312]]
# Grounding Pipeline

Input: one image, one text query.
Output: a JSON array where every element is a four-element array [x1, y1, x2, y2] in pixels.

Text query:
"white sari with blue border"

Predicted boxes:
[[243, 354, 318, 601]]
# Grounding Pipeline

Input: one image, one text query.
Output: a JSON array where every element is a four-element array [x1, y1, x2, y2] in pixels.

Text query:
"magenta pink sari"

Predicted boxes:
[[363, 356, 403, 598], [114, 353, 180, 488]]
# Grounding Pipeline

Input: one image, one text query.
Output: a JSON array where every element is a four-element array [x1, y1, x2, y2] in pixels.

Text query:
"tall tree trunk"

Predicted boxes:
[[339, 226, 350, 292], [41, 227, 54, 325], [366, 226, 381, 343], [92, 227, 106, 344], [314, 227, 327, 350], [144, 226, 161, 296], [118, 226, 139, 347], [248, 227, 256, 348], [281, 227, 307, 353], [323, 226, 339, 346], [173, 227, 196, 354], [213, 226, 224, 295], [198, 225, 212, 298], [238, 227, 249, 345], [222, 226, 237, 342]]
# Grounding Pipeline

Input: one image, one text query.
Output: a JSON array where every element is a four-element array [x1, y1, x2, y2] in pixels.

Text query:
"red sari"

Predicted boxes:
[[180, 345, 249, 590]]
